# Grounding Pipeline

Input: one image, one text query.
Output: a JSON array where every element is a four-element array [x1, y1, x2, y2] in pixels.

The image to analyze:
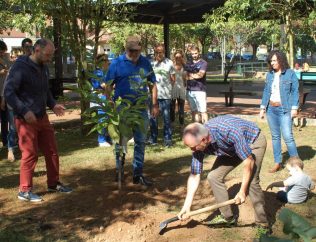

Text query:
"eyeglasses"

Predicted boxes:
[[188, 137, 207, 151], [128, 49, 140, 53]]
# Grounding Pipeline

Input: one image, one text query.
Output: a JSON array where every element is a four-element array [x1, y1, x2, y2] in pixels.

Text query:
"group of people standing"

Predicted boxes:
[[0, 38, 34, 162], [145, 43, 209, 147], [0, 34, 313, 240]]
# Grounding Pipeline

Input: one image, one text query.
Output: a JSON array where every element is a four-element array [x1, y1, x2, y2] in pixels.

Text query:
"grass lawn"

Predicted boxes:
[[0, 120, 315, 241]]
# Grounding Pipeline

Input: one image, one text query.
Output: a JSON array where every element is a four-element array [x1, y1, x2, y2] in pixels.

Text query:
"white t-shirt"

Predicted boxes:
[[285, 172, 314, 203], [171, 67, 186, 100], [270, 74, 281, 102], [152, 58, 175, 99]]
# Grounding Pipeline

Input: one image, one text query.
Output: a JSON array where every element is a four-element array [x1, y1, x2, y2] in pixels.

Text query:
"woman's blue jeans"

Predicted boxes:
[[0, 108, 8, 146], [7, 109, 18, 149], [267, 106, 298, 164]]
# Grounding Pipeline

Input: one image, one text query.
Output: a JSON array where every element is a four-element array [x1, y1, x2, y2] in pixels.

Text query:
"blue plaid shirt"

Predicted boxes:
[[191, 115, 260, 174]]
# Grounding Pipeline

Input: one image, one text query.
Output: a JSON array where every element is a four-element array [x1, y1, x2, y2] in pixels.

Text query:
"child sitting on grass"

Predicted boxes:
[[266, 156, 315, 203]]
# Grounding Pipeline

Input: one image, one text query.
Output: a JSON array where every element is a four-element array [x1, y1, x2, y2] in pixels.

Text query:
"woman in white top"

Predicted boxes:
[[170, 50, 186, 126], [259, 50, 299, 173]]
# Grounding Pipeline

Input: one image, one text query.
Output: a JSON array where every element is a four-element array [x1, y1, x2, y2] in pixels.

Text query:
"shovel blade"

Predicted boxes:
[[159, 216, 179, 235]]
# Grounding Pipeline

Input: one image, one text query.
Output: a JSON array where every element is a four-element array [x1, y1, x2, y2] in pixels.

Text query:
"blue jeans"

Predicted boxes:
[[149, 99, 172, 145], [97, 110, 111, 144], [277, 191, 288, 203], [132, 110, 149, 176], [0, 107, 8, 146], [267, 106, 298, 164], [7, 109, 17, 149]]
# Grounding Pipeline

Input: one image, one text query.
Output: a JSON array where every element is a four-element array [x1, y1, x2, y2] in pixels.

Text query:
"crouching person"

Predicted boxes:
[[178, 115, 270, 235], [266, 156, 315, 203]]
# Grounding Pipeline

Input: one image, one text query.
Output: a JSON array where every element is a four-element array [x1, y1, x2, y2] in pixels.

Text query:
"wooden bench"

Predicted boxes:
[[219, 79, 262, 106], [50, 77, 78, 90], [299, 72, 315, 107], [300, 71, 316, 84]]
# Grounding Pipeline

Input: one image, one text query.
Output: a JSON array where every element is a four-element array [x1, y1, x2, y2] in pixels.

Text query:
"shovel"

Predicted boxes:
[[159, 198, 236, 235]]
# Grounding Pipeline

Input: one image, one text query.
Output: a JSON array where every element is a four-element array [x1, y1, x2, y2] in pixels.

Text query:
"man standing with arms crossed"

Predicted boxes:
[[185, 46, 208, 123], [5, 39, 72, 202], [105, 35, 159, 187]]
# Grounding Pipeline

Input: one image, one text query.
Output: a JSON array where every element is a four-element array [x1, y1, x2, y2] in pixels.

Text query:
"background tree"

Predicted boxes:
[[109, 23, 163, 56], [4, 0, 132, 134], [204, 0, 315, 68]]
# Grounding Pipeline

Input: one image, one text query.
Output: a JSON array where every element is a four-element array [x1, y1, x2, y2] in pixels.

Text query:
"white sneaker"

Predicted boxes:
[[99, 142, 111, 147]]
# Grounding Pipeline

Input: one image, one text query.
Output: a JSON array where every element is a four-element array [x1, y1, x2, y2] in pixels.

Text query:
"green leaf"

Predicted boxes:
[[305, 227, 316, 240], [107, 124, 119, 143], [279, 208, 312, 239]]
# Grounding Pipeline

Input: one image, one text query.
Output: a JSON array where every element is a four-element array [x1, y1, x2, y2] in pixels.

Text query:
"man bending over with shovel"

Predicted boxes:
[[179, 115, 270, 234]]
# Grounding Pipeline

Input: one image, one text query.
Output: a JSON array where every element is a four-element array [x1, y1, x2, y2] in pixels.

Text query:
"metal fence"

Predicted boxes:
[[236, 62, 268, 75]]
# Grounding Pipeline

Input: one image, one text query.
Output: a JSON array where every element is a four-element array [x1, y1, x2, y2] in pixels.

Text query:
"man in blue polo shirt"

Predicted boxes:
[[105, 35, 159, 187], [178, 115, 270, 234]]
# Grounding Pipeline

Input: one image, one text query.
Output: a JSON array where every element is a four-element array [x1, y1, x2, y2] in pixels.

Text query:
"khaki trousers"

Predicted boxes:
[[207, 132, 268, 224]]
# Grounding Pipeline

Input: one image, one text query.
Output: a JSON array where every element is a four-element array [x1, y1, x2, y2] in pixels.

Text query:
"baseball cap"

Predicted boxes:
[[125, 35, 142, 50]]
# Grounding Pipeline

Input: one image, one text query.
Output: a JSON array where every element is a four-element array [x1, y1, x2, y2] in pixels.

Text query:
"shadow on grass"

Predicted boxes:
[[281, 145, 316, 163], [297, 145, 316, 160], [0, 148, 193, 241]]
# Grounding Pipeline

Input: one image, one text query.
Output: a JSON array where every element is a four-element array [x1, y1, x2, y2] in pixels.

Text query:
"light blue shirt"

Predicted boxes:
[[260, 68, 299, 111], [285, 172, 314, 203]]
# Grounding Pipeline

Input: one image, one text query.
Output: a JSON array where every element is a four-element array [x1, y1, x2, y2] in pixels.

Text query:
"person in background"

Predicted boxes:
[[302, 62, 310, 72], [170, 49, 186, 128], [21, 38, 33, 56], [259, 50, 299, 173], [293, 63, 301, 80], [105, 35, 159, 187], [2, 38, 33, 161], [185, 46, 208, 123], [148, 43, 175, 147], [0, 40, 9, 150], [4, 39, 72, 202], [266, 156, 315, 204], [90, 54, 112, 147]]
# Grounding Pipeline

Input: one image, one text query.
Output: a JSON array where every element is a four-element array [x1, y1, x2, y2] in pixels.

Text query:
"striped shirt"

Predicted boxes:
[[191, 115, 260, 174]]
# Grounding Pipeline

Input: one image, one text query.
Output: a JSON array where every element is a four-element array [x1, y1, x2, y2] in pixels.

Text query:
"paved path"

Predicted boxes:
[[49, 83, 316, 126], [205, 83, 316, 119]]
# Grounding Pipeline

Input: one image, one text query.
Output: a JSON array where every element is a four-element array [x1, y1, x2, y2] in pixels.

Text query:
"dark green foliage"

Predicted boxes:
[[0, 229, 31, 242], [261, 208, 316, 242]]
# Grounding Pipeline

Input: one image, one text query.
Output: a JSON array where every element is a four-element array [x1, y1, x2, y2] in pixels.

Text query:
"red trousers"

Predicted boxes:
[[15, 114, 60, 192]]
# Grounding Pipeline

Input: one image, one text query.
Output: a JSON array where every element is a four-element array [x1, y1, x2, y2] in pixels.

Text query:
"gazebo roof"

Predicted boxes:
[[126, 0, 225, 24]]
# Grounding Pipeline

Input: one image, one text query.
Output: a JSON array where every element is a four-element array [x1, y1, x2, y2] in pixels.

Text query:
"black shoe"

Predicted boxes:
[[133, 175, 153, 187]]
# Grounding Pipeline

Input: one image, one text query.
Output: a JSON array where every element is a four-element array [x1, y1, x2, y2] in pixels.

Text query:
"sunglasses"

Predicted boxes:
[[128, 49, 140, 52]]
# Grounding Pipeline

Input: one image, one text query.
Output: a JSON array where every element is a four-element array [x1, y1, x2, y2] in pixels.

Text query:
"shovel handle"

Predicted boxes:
[[186, 199, 236, 217]]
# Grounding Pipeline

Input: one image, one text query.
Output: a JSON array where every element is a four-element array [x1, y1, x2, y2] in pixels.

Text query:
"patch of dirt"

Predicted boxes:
[[0, 169, 284, 242]]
